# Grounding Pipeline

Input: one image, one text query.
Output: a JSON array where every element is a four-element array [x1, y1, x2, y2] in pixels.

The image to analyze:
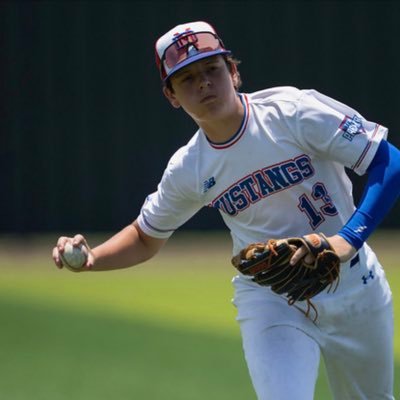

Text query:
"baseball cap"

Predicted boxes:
[[155, 21, 231, 81]]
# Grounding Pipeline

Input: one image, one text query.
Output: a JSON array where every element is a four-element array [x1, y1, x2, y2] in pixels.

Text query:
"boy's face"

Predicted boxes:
[[163, 55, 240, 123]]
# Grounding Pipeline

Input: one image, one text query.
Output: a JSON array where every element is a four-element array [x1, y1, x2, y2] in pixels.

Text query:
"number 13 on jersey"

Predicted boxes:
[[298, 182, 338, 229]]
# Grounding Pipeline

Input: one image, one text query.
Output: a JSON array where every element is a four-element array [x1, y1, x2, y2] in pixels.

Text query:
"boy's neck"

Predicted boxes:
[[198, 95, 245, 143]]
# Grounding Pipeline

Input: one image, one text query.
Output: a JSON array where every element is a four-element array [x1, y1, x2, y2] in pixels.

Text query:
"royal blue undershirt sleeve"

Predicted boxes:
[[338, 140, 400, 250]]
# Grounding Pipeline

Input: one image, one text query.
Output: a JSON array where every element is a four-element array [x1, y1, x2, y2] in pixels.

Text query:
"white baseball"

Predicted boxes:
[[60, 242, 88, 270]]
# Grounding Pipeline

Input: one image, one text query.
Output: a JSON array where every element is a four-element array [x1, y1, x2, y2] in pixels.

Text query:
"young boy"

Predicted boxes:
[[53, 21, 400, 399]]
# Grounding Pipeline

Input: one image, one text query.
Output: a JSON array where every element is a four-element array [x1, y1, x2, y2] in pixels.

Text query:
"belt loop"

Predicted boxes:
[[350, 254, 360, 268]]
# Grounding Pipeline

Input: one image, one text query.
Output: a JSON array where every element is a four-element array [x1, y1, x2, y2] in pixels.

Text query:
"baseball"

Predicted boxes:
[[60, 242, 88, 270]]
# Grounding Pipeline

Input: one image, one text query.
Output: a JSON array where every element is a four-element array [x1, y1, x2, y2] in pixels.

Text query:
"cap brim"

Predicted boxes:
[[164, 49, 231, 81]]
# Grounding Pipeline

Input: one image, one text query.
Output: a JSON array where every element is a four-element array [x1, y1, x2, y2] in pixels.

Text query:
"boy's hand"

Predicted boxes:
[[52, 234, 94, 271], [290, 234, 356, 265]]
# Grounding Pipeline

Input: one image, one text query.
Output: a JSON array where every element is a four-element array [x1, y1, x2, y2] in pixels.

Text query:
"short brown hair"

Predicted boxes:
[[225, 55, 242, 90]]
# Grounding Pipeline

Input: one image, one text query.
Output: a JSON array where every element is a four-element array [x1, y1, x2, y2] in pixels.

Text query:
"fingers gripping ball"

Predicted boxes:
[[231, 234, 341, 319], [60, 242, 88, 271]]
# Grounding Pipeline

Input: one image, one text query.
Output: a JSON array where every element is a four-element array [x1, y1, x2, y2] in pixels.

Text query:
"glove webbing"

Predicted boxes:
[[267, 240, 340, 322], [251, 240, 317, 321]]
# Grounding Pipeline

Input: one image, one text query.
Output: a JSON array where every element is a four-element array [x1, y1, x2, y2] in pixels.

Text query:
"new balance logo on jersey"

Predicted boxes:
[[340, 115, 365, 141], [211, 155, 314, 216], [203, 177, 216, 193]]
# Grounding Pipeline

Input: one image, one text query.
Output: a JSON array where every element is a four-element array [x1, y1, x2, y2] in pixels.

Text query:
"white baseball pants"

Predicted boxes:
[[233, 275, 394, 400]]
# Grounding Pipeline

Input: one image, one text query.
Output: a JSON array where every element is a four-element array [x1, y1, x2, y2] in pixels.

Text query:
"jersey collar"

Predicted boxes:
[[206, 93, 249, 150]]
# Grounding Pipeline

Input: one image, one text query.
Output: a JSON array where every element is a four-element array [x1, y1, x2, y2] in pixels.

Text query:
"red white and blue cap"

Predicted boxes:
[[155, 21, 231, 81]]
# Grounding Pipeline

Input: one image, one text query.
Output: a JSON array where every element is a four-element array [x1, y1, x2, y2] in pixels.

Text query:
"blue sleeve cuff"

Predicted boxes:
[[338, 211, 373, 250]]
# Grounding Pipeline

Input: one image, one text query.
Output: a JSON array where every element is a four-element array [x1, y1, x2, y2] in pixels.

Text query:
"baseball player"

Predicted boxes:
[[52, 21, 400, 399]]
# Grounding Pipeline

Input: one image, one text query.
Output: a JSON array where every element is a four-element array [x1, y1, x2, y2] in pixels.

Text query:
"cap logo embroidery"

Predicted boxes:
[[173, 29, 198, 50]]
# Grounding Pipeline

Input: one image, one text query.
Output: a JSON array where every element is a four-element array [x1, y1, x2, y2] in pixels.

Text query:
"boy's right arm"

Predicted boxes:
[[52, 220, 168, 272]]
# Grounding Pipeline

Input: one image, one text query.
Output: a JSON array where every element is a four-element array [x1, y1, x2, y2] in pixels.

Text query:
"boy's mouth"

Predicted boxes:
[[201, 94, 217, 103]]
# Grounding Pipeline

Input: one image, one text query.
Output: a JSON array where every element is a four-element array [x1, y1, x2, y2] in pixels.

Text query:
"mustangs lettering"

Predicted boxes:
[[211, 154, 314, 216]]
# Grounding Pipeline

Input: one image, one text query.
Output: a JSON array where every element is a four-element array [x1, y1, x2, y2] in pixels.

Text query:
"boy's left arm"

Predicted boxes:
[[292, 140, 400, 264]]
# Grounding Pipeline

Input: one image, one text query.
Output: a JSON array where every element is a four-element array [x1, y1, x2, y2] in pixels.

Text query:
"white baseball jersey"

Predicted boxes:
[[137, 86, 389, 296], [138, 85, 394, 399]]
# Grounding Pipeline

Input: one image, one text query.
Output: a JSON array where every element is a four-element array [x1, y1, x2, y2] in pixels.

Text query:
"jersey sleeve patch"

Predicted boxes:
[[339, 114, 365, 141]]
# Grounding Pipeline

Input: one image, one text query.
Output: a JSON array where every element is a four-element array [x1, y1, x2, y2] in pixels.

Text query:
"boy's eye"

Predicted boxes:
[[180, 75, 193, 82]]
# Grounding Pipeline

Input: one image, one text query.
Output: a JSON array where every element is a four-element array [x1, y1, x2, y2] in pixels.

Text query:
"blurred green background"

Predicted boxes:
[[0, 231, 399, 399]]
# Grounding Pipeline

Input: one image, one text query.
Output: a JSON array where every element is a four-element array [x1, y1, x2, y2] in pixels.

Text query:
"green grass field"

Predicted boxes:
[[0, 231, 399, 399]]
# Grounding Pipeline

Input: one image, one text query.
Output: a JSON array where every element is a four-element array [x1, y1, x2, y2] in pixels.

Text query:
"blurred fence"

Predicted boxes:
[[2, 1, 400, 233]]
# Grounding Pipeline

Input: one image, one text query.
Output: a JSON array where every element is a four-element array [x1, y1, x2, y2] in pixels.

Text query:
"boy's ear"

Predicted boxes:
[[230, 63, 240, 90], [163, 86, 181, 109]]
